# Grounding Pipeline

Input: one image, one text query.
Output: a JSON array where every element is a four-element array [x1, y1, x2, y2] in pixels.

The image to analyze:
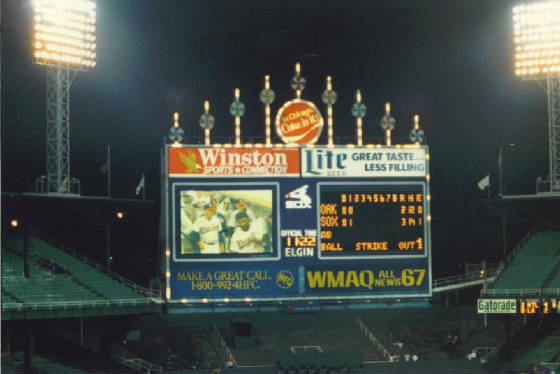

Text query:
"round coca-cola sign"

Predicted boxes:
[[275, 99, 324, 145]]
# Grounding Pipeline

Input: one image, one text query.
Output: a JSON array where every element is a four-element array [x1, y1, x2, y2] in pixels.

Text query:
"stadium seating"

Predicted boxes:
[[360, 307, 511, 362], [230, 320, 385, 366], [546, 267, 560, 289], [490, 231, 560, 293], [25, 237, 144, 300], [507, 331, 560, 371], [1, 235, 153, 311], [6, 352, 95, 374]]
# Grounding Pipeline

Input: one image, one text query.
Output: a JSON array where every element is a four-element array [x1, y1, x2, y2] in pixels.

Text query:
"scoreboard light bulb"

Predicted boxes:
[[10, 219, 19, 228], [244, 297, 251, 303], [223, 298, 230, 303], [385, 102, 391, 114], [202, 298, 209, 303]]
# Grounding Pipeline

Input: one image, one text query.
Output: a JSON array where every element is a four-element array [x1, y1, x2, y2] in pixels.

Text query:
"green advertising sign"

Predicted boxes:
[[477, 299, 517, 314]]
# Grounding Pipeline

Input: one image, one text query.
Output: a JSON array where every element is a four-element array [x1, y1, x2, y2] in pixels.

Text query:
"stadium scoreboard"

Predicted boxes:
[[477, 298, 560, 314], [165, 145, 432, 303]]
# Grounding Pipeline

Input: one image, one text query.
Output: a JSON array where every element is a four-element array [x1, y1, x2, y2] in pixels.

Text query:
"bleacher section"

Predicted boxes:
[[547, 267, 560, 289], [507, 331, 560, 371], [489, 230, 560, 295], [360, 308, 508, 361], [230, 320, 386, 366], [1, 236, 160, 317], [3, 352, 95, 374]]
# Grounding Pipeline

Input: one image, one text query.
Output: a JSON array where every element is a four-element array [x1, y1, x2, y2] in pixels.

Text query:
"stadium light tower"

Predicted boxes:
[[513, 1, 560, 192], [32, 0, 97, 194]]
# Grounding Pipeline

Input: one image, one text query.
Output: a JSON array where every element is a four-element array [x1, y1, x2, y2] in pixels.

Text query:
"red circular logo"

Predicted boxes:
[[275, 100, 324, 145]]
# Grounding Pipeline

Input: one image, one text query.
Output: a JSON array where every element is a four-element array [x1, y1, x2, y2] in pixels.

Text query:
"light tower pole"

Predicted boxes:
[[46, 66, 72, 193], [513, 1, 560, 192], [547, 76, 560, 191], [33, 0, 97, 194]]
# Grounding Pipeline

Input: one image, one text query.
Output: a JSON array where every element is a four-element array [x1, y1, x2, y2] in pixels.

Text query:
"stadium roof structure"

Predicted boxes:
[[485, 193, 560, 222], [2, 192, 154, 226]]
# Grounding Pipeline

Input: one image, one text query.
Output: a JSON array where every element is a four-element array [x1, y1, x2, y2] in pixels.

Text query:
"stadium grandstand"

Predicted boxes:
[[483, 229, 560, 298], [1, 193, 163, 373]]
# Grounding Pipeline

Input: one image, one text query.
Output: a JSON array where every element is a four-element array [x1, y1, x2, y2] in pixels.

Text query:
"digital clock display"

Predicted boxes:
[[318, 182, 428, 258]]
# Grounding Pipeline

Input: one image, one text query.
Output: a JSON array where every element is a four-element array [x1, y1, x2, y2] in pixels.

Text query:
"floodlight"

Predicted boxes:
[[32, 0, 97, 194], [32, 0, 97, 71], [513, 1, 560, 78]]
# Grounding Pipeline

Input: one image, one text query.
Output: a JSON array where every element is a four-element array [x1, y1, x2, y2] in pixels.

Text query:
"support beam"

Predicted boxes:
[[106, 224, 111, 272], [46, 66, 72, 193], [24, 320, 34, 371], [23, 224, 31, 279], [501, 214, 507, 261], [547, 76, 560, 192]]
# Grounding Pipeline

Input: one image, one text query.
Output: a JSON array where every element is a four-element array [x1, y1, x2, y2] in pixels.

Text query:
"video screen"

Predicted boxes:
[[179, 189, 273, 256]]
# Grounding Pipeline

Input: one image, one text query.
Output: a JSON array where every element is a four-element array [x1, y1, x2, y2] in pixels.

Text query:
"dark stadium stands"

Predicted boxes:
[[1, 234, 163, 374], [487, 230, 560, 295], [1, 235, 160, 317], [2, 352, 95, 374], [122, 326, 206, 371], [506, 330, 560, 372], [229, 323, 384, 366], [360, 307, 509, 362]]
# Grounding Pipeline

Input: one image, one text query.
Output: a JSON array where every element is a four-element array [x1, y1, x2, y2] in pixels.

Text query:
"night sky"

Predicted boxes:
[[1, 0, 550, 276]]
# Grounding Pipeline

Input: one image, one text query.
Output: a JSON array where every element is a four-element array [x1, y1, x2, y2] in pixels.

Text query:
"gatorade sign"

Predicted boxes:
[[275, 99, 323, 145], [477, 299, 517, 314]]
